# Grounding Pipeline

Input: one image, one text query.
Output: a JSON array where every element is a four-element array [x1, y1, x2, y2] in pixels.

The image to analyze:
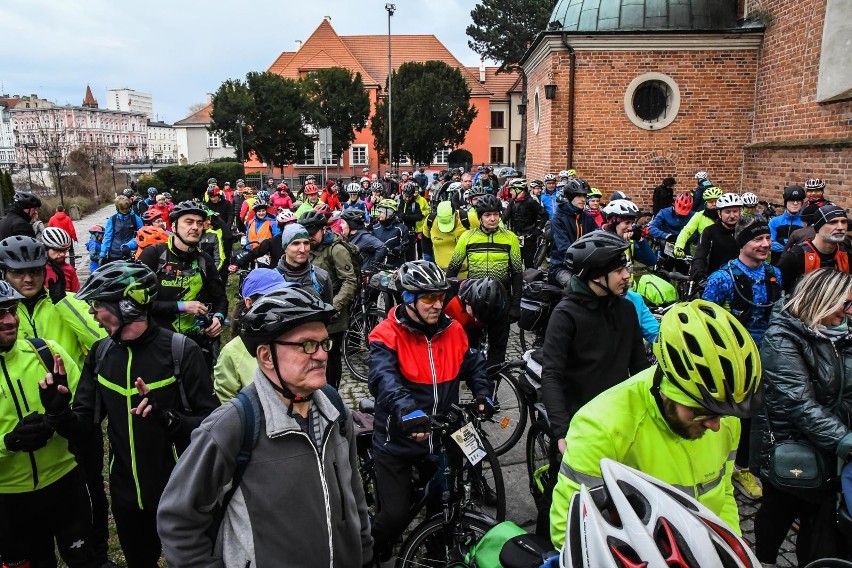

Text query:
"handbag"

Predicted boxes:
[[768, 439, 832, 492]]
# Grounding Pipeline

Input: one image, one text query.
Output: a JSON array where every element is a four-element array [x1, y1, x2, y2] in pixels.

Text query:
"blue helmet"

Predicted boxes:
[[147, 187, 158, 197]]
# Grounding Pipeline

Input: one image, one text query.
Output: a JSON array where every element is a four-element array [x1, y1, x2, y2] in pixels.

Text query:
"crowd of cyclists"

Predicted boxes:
[[0, 164, 849, 568]]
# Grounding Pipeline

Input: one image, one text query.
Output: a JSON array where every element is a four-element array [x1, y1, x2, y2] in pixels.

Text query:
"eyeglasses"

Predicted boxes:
[[88, 300, 109, 310], [417, 292, 446, 306], [6, 268, 43, 277], [686, 407, 722, 423], [0, 303, 19, 317], [843, 300, 852, 312], [272, 338, 334, 354]]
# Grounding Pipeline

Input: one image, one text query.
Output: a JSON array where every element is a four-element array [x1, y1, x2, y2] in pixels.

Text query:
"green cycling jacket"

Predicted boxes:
[[674, 210, 716, 254], [17, 291, 106, 365], [212, 335, 258, 403], [549, 367, 740, 547]]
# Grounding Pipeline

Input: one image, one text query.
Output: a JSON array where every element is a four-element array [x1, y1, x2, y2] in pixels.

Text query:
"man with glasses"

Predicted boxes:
[[368, 260, 492, 562], [158, 287, 373, 567], [548, 300, 764, 547], [41, 261, 217, 567]]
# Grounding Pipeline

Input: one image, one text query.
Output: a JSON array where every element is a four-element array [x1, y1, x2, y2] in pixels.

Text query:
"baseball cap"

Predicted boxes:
[[436, 201, 455, 233]]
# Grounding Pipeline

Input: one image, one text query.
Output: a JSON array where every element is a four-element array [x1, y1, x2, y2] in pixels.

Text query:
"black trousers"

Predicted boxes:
[[112, 500, 161, 568], [520, 236, 537, 269], [326, 331, 344, 389], [74, 429, 110, 565], [467, 319, 511, 369], [754, 482, 841, 565], [0, 467, 96, 568], [735, 418, 751, 469]]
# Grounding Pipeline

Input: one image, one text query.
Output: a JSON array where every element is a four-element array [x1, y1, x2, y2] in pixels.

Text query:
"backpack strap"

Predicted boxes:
[[320, 384, 348, 437], [92, 337, 114, 424], [26, 338, 54, 373], [170, 333, 192, 413]]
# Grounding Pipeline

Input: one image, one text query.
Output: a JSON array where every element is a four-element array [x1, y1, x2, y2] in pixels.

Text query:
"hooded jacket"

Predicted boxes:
[[768, 209, 803, 252], [47, 210, 78, 241], [310, 233, 359, 334], [372, 217, 410, 267], [549, 201, 599, 273], [348, 230, 387, 272], [503, 193, 548, 236]]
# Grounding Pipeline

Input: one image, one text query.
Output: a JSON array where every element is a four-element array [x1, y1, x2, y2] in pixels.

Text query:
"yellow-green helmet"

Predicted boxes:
[[653, 300, 763, 418], [377, 198, 398, 212], [702, 186, 723, 202], [587, 187, 603, 199]]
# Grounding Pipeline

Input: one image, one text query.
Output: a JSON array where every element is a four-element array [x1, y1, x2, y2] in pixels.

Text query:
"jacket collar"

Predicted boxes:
[[252, 367, 339, 438]]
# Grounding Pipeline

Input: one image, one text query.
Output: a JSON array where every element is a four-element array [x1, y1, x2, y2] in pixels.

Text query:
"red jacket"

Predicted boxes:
[[321, 190, 342, 211], [47, 212, 77, 241], [45, 261, 80, 292]]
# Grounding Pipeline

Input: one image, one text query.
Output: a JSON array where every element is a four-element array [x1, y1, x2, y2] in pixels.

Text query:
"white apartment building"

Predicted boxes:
[[106, 88, 154, 120], [148, 121, 178, 163], [0, 102, 16, 168]]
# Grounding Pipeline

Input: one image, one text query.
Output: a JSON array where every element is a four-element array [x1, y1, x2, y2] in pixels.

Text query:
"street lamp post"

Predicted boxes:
[[238, 120, 246, 164], [385, 3, 395, 173], [110, 158, 117, 194], [22, 143, 34, 191], [89, 155, 100, 201], [48, 148, 65, 208]]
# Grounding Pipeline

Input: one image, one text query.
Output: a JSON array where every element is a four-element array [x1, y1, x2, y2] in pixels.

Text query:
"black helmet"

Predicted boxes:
[[0, 281, 23, 303], [783, 185, 805, 203], [122, 188, 136, 198], [398, 260, 450, 294], [169, 200, 208, 224], [299, 210, 328, 234], [340, 209, 366, 230], [0, 236, 46, 270], [473, 194, 503, 217], [13, 191, 41, 209], [562, 178, 591, 198], [566, 231, 630, 280], [76, 261, 158, 305], [459, 277, 508, 325], [402, 182, 418, 197], [468, 184, 488, 198], [240, 287, 335, 357]]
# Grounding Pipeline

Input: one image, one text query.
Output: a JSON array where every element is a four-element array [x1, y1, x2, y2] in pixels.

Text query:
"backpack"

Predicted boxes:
[[154, 243, 208, 280], [634, 274, 679, 307], [27, 337, 55, 373], [726, 262, 781, 324], [334, 239, 363, 288]]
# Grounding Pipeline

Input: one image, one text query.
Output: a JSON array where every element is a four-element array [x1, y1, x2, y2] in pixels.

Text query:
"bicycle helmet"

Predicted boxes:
[[0, 281, 23, 303], [805, 178, 826, 191], [136, 226, 169, 248], [76, 260, 158, 306], [162, 192, 172, 201], [561, 458, 760, 568], [783, 185, 805, 203], [240, 287, 335, 357], [298, 210, 328, 234], [653, 299, 763, 418], [702, 186, 722, 202], [256, 190, 271, 201], [602, 199, 640, 220], [122, 188, 136, 198], [543, 173, 557, 183], [473, 194, 503, 217], [276, 182, 289, 192], [402, 182, 418, 197], [370, 181, 384, 193], [313, 202, 332, 217], [0, 236, 46, 270], [458, 277, 508, 325], [674, 192, 693, 215], [206, 186, 221, 197], [377, 198, 398, 213], [12, 191, 41, 209], [558, 170, 570, 179], [565, 231, 629, 280], [40, 227, 72, 250], [741, 192, 759, 207], [88, 225, 105, 235], [563, 178, 591, 198], [251, 199, 270, 213], [303, 183, 319, 195], [694, 171, 709, 181], [397, 260, 450, 293], [169, 200, 208, 224], [587, 187, 603, 199], [508, 178, 528, 192], [530, 180, 544, 189], [207, 177, 217, 185], [141, 208, 163, 224], [147, 187, 158, 197], [346, 182, 361, 195], [715, 193, 742, 209], [276, 209, 297, 225], [468, 184, 487, 198], [341, 208, 367, 230]]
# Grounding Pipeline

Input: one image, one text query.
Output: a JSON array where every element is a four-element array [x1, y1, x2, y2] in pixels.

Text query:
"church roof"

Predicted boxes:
[[82, 85, 98, 108], [550, 0, 744, 32]]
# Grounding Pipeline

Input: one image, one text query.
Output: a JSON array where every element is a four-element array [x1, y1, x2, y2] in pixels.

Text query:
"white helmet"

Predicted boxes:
[[40, 227, 72, 250], [276, 209, 296, 224], [716, 193, 743, 210], [741, 192, 759, 207], [603, 199, 640, 219], [561, 459, 760, 568], [558, 170, 570, 179], [695, 171, 709, 181], [346, 182, 361, 195], [448, 181, 464, 196]]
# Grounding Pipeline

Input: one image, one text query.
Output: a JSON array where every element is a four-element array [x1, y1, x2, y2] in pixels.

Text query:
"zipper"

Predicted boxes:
[[427, 338, 439, 454], [333, 462, 347, 521], [1, 356, 38, 489], [16, 380, 30, 413]]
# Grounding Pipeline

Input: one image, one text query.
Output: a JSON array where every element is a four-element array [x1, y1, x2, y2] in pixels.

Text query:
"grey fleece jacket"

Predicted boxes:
[[157, 369, 373, 567]]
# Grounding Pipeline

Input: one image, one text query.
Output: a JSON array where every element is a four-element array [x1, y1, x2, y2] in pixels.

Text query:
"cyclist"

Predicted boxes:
[[691, 170, 714, 212], [0, 191, 41, 240], [549, 299, 763, 547], [366, 181, 385, 221], [398, 182, 429, 261], [274, 223, 334, 305], [371, 198, 410, 268], [245, 198, 280, 249], [135, 210, 171, 259], [205, 185, 233, 230], [232, 180, 250, 232], [768, 185, 805, 261], [689, 192, 742, 283], [270, 182, 294, 210], [231, 209, 295, 271], [85, 224, 104, 274], [652, 176, 677, 215], [100, 195, 143, 265], [342, 181, 370, 222], [805, 177, 832, 208], [541, 174, 559, 220], [42, 262, 218, 567], [199, 208, 228, 278], [340, 209, 387, 272], [423, 201, 468, 270], [47, 204, 78, 267], [741, 191, 760, 217], [447, 194, 523, 367], [158, 287, 372, 566], [584, 187, 604, 228], [779, 204, 851, 292], [367, 260, 492, 562], [502, 178, 548, 269], [443, 276, 509, 336], [674, 185, 722, 258], [138, 201, 228, 372], [548, 178, 598, 287], [241, 189, 274, 226], [40, 226, 80, 293]]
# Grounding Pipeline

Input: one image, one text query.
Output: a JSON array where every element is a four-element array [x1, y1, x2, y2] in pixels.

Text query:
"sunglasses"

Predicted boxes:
[[417, 292, 446, 306], [272, 338, 333, 355], [0, 303, 19, 317]]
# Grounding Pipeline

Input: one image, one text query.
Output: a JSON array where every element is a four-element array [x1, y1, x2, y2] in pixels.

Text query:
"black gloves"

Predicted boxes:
[[46, 268, 66, 304], [4, 413, 53, 452], [399, 410, 430, 436], [508, 306, 521, 323], [475, 396, 495, 420], [665, 234, 676, 243], [39, 368, 71, 416], [138, 389, 179, 431]]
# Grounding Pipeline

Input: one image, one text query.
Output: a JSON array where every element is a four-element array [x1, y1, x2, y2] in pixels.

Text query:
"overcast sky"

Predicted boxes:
[[0, 0, 494, 124]]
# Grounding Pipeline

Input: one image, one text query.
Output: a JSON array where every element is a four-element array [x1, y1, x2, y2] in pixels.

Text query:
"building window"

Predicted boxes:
[[490, 111, 505, 129], [207, 132, 220, 148], [434, 147, 451, 165], [533, 91, 541, 135], [624, 72, 681, 131], [350, 145, 368, 166], [298, 143, 316, 166], [490, 146, 505, 164]]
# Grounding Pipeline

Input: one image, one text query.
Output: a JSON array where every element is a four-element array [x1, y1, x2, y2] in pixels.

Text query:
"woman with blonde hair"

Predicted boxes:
[[754, 267, 852, 566]]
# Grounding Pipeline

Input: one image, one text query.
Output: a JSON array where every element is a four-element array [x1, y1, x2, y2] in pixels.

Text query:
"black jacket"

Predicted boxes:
[[51, 325, 219, 509], [503, 194, 547, 236], [690, 222, 739, 281], [753, 308, 852, 476], [778, 241, 852, 293], [539, 278, 650, 439], [652, 184, 674, 215], [398, 199, 424, 231], [207, 197, 233, 228], [238, 234, 284, 269], [0, 207, 36, 241]]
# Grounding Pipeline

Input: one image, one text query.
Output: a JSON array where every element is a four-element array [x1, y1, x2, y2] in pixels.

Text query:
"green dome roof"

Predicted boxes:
[[551, 0, 741, 32]]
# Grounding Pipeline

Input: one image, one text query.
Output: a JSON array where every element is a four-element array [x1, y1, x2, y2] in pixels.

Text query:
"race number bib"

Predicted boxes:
[[452, 423, 487, 465]]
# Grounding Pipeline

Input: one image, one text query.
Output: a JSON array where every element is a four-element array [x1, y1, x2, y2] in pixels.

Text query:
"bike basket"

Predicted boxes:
[[634, 273, 678, 307]]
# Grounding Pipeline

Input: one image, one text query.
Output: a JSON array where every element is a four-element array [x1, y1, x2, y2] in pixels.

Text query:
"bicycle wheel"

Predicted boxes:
[[342, 309, 385, 382], [396, 512, 495, 568], [464, 435, 506, 521], [526, 419, 556, 500], [477, 372, 527, 456]]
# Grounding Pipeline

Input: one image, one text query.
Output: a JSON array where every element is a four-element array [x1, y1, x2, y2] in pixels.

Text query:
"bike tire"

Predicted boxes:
[[342, 309, 385, 382], [478, 372, 527, 456], [395, 512, 495, 568], [526, 419, 556, 500], [465, 434, 506, 522]]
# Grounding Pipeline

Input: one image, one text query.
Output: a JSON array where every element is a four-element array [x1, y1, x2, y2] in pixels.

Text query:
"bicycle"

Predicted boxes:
[[356, 401, 505, 567], [341, 265, 397, 381], [459, 359, 527, 456]]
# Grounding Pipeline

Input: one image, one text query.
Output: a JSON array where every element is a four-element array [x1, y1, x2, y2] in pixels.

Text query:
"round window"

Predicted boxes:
[[624, 73, 680, 131], [533, 91, 541, 134]]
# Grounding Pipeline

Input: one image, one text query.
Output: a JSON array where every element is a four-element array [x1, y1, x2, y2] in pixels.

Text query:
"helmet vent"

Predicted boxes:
[[677, 312, 689, 325], [719, 357, 735, 393], [665, 345, 690, 379], [683, 332, 702, 357], [743, 354, 755, 393], [706, 324, 725, 349], [696, 365, 716, 393], [617, 480, 652, 524], [729, 322, 746, 348]]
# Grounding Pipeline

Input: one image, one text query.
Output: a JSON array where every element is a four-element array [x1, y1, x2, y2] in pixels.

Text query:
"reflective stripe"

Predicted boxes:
[[58, 296, 102, 339], [559, 461, 603, 488], [96, 375, 176, 396], [697, 464, 727, 496], [727, 450, 737, 462]]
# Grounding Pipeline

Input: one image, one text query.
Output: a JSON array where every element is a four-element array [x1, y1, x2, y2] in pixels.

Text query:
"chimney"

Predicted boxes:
[[479, 62, 486, 84], [206, 93, 214, 104], [295, 40, 303, 51], [324, 15, 331, 22]]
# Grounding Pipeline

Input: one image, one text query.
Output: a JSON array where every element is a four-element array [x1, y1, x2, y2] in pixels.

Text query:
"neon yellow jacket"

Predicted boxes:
[[17, 292, 106, 365], [0, 339, 81, 493], [414, 196, 431, 234], [424, 213, 468, 275], [674, 210, 716, 253], [549, 367, 740, 547], [212, 336, 258, 403]]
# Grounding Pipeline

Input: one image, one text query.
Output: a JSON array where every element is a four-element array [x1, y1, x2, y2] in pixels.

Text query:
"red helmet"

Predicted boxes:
[[141, 209, 163, 224], [303, 183, 319, 195], [276, 182, 289, 192], [674, 192, 693, 215], [314, 202, 332, 218]]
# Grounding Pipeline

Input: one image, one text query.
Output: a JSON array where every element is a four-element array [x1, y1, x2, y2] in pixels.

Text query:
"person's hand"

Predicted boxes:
[[120, 245, 132, 259], [46, 270, 66, 304], [130, 378, 177, 429], [98, 257, 106, 266], [227, 264, 239, 274], [508, 306, 520, 323], [558, 437, 567, 455], [38, 354, 71, 415], [475, 396, 495, 420], [4, 413, 53, 452], [400, 409, 430, 441], [203, 316, 223, 337], [665, 234, 676, 243], [672, 246, 685, 259], [182, 301, 208, 315]]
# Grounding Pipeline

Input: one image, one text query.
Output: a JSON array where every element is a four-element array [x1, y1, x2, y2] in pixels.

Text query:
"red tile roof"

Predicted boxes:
[[174, 104, 212, 125], [466, 66, 520, 100], [0, 97, 20, 109]]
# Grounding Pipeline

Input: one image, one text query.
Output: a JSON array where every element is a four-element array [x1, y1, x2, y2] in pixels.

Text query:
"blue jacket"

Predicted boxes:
[[100, 211, 143, 258], [343, 199, 370, 223], [692, 180, 713, 212], [768, 210, 803, 252], [550, 202, 598, 273], [648, 207, 693, 241], [625, 290, 659, 344], [349, 230, 387, 272], [629, 238, 657, 268], [372, 218, 409, 267], [541, 191, 559, 220]]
